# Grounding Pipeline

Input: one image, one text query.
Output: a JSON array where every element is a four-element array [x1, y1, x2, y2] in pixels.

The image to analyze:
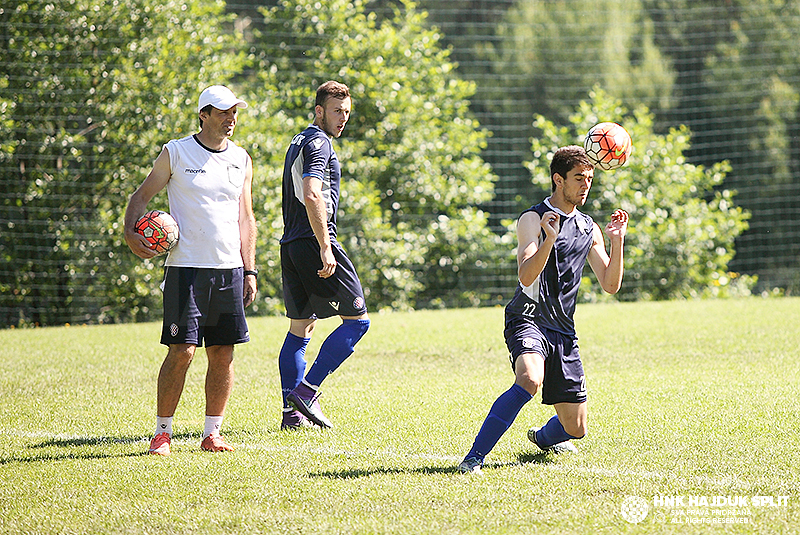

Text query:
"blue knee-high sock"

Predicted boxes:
[[465, 384, 532, 462], [535, 415, 579, 448], [279, 332, 310, 408], [304, 319, 370, 387]]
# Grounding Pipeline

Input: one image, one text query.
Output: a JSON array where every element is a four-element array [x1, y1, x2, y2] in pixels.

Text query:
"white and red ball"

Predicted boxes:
[[134, 210, 179, 254], [583, 122, 632, 171]]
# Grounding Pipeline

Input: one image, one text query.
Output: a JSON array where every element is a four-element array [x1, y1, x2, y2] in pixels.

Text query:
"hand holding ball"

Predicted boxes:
[[134, 210, 179, 255]]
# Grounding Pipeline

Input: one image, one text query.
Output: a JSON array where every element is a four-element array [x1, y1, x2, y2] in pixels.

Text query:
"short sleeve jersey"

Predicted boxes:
[[164, 134, 249, 268], [505, 198, 595, 337], [280, 124, 341, 244]]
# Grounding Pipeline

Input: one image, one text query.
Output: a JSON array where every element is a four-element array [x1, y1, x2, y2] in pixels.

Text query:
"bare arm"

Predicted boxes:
[[239, 155, 257, 307], [517, 210, 560, 287], [124, 148, 171, 259], [302, 176, 336, 278], [587, 209, 628, 294]]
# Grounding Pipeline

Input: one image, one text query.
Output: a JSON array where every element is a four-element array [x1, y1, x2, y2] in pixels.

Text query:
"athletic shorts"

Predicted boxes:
[[280, 237, 367, 320], [160, 267, 250, 347], [504, 313, 587, 405]]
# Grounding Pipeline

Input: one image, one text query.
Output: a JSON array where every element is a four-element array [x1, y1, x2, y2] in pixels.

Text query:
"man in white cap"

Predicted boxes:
[[124, 85, 257, 455]]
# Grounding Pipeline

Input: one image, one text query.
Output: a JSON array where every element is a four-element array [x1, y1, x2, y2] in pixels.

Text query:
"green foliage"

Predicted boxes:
[[643, 0, 800, 291], [6, 0, 787, 326], [0, 0, 248, 326], [0, 0, 503, 325], [525, 89, 752, 300], [245, 0, 501, 311], [486, 0, 675, 123], [701, 2, 800, 286]]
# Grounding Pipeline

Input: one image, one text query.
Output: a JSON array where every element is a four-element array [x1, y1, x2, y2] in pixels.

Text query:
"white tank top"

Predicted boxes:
[[164, 134, 249, 268]]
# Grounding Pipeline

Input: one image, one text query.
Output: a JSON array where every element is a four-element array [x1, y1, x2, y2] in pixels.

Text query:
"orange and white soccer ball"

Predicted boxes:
[[134, 210, 179, 255], [583, 122, 632, 171]]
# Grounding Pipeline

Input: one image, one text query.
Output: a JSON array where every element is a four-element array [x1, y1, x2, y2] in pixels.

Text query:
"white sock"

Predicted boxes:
[[155, 416, 173, 436], [203, 415, 224, 438]]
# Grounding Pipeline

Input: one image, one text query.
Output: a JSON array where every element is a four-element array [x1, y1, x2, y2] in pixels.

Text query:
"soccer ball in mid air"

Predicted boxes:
[[583, 122, 632, 171], [134, 210, 179, 254]]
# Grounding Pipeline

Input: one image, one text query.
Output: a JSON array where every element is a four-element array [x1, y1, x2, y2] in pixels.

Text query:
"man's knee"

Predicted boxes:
[[167, 344, 195, 366], [206, 345, 234, 367], [514, 353, 544, 396], [290, 318, 316, 338], [341, 317, 370, 347], [515, 374, 541, 396]]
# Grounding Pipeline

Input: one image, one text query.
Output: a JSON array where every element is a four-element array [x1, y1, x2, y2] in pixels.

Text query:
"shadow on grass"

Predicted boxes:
[[308, 450, 559, 479], [310, 465, 461, 478], [516, 451, 559, 465], [30, 435, 147, 448], [0, 432, 199, 465]]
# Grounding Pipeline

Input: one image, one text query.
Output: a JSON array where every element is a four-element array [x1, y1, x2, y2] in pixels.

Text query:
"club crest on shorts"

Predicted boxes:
[[353, 297, 364, 310], [522, 337, 535, 349], [170, 323, 179, 337]]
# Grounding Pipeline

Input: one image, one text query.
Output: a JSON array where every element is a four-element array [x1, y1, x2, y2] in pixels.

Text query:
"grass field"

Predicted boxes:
[[1, 298, 798, 534]]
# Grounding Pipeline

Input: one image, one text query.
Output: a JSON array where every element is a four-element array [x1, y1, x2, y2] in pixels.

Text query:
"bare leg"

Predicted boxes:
[[553, 401, 588, 438], [513, 352, 545, 395], [205, 344, 234, 417], [289, 318, 316, 339], [157, 344, 196, 417]]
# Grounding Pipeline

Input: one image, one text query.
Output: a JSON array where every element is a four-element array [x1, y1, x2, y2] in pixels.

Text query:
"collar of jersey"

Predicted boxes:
[[544, 197, 578, 218], [192, 134, 228, 154], [307, 124, 331, 138]]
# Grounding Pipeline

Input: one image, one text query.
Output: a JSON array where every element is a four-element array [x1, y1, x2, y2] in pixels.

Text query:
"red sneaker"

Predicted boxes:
[[148, 432, 171, 456], [201, 434, 235, 452]]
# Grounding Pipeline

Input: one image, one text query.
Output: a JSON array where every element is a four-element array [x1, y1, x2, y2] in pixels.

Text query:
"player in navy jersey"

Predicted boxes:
[[277, 81, 370, 430], [459, 145, 628, 474]]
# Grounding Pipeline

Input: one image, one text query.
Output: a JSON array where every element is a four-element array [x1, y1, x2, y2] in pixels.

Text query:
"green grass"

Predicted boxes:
[[1, 298, 798, 534]]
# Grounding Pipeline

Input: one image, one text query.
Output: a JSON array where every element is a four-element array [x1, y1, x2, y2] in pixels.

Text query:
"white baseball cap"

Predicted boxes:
[[197, 85, 248, 112]]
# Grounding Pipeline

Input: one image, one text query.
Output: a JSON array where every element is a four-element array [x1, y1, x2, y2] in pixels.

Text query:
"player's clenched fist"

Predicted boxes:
[[541, 211, 561, 241], [604, 209, 629, 240]]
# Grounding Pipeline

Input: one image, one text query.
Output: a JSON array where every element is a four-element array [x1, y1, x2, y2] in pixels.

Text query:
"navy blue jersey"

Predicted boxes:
[[280, 124, 341, 244], [505, 198, 595, 337]]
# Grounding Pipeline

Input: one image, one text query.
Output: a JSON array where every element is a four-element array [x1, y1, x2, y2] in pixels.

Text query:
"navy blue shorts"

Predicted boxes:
[[161, 267, 250, 347], [281, 237, 367, 320], [504, 313, 587, 405]]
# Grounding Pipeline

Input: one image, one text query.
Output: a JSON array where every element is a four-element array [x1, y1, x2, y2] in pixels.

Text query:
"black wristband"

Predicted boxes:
[[244, 269, 258, 278]]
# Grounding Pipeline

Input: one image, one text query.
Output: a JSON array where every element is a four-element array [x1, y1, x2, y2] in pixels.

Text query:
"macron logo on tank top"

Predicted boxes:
[[164, 135, 248, 269]]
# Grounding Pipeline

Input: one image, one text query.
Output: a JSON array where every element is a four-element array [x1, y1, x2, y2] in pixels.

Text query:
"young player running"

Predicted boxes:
[[459, 145, 628, 474]]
